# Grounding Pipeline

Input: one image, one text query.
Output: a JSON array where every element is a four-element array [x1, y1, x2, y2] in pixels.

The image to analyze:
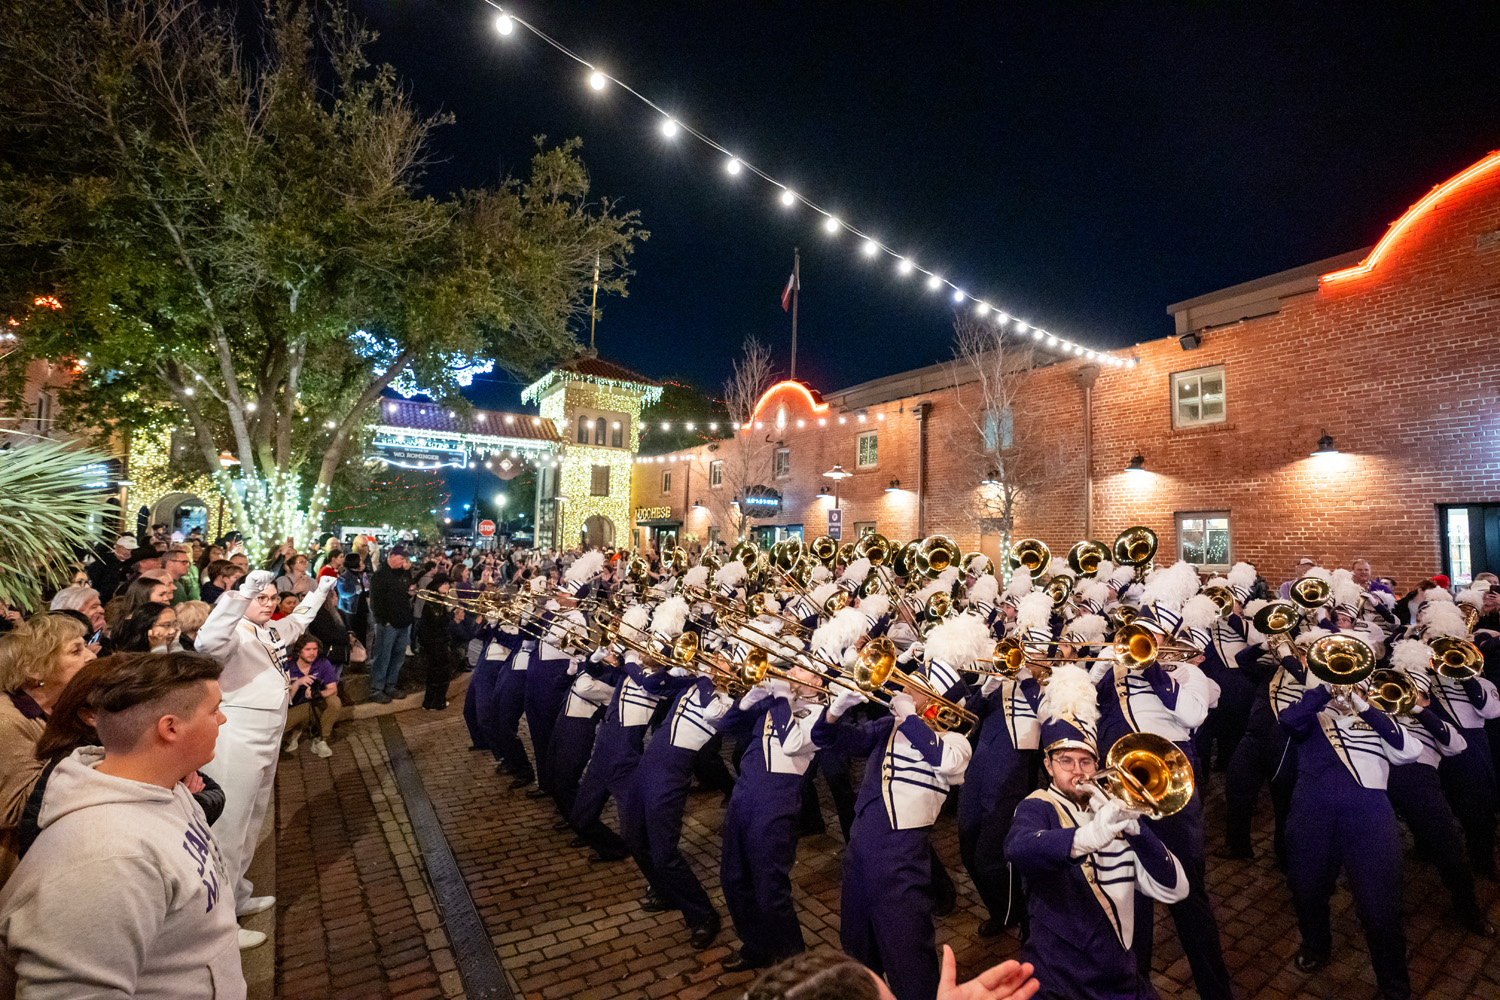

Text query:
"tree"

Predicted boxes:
[[0, 437, 111, 611], [941, 316, 1075, 578], [637, 379, 731, 456], [0, 0, 642, 560], [703, 337, 777, 544], [323, 461, 447, 540]]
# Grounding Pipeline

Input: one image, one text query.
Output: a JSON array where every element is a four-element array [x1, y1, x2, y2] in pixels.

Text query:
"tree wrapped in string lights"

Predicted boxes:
[[0, 0, 642, 560]]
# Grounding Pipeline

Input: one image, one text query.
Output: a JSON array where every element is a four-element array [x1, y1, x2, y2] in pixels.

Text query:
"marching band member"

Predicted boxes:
[[1383, 640, 1494, 936], [811, 678, 972, 1000], [546, 642, 617, 841], [1220, 598, 1298, 863], [1193, 563, 1258, 771], [1423, 595, 1500, 879], [197, 568, 337, 945], [569, 600, 671, 863], [490, 578, 547, 788], [1094, 565, 1233, 1000], [953, 609, 1041, 936], [526, 553, 603, 801], [1279, 637, 1421, 998], [717, 659, 827, 973], [1007, 664, 1188, 1000]]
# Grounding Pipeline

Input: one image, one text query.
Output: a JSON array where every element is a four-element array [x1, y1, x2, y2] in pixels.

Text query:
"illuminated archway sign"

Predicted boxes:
[[740, 485, 783, 519], [747, 380, 829, 427], [1322, 149, 1500, 285]]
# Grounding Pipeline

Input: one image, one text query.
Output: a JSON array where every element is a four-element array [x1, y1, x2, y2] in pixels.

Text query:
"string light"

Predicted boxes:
[[482, 2, 1137, 369], [496, 13, 514, 35]]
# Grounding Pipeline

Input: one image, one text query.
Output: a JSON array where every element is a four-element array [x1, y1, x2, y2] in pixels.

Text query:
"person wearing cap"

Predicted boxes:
[[1007, 663, 1188, 1000], [811, 675, 972, 1000], [1277, 557, 1318, 601], [1279, 644, 1422, 998], [366, 546, 415, 703], [1093, 584, 1232, 1000], [196, 565, 337, 949], [86, 534, 138, 601]]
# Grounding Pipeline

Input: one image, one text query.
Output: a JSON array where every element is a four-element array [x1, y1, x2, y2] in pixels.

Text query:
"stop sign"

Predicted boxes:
[[477, 519, 496, 537]]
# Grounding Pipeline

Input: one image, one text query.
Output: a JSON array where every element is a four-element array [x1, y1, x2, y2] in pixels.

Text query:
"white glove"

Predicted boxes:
[[669, 666, 691, 677], [1350, 692, 1371, 714], [589, 647, 608, 663], [738, 684, 773, 711], [980, 675, 1003, 697], [1070, 799, 1134, 857], [829, 687, 867, 718], [767, 678, 793, 700], [238, 570, 275, 598], [890, 692, 917, 722], [315, 573, 338, 593], [705, 691, 735, 720], [566, 660, 581, 676]]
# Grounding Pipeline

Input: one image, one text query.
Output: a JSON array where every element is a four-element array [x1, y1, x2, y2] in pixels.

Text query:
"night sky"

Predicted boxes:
[[351, 1, 1500, 409]]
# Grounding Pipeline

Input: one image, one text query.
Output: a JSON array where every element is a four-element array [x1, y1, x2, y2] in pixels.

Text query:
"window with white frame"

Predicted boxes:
[[709, 460, 723, 487], [1172, 366, 1226, 428], [590, 465, 610, 496], [773, 448, 790, 479], [1177, 511, 1231, 570], [982, 407, 1014, 452], [856, 431, 878, 469], [853, 520, 876, 539], [662, 470, 673, 494]]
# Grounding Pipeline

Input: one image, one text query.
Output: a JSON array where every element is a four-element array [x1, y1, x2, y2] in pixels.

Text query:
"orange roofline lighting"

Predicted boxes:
[[1322, 148, 1500, 284], [748, 380, 829, 425]]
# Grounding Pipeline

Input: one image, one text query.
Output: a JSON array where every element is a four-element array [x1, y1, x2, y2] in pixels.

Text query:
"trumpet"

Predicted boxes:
[[1067, 539, 1111, 577], [1306, 633, 1377, 715], [1079, 732, 1195, 821], [1429, 636, 1483, 681]]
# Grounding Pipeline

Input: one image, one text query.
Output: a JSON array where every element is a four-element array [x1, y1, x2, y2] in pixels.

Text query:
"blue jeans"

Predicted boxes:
[[368, 622, 410, 695]]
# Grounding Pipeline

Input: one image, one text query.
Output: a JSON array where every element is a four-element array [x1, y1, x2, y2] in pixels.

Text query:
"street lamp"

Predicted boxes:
[[822, 463, 851, 508], [494, 494, 508, 541]]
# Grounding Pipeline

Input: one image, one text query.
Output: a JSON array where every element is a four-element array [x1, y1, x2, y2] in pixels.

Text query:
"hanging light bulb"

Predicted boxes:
[[897, 258, 913, 275], [862, 239, 879, 257], [926, 274, 942, 291], [725, 156, 741, 175], [496, 13, 514, 35], [780, 189, 796, 207], [824, 215, 840, 233], [952, 289, 966, 303], [661, 118, 678, 138], [588, 71, 607, 91]]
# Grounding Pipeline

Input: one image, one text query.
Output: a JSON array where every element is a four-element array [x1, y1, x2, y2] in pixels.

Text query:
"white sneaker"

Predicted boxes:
[[237, 895, 275, 917], [283, 732, 300, 753], [310, 739, 332, 758], [237, 928, 267, 950]]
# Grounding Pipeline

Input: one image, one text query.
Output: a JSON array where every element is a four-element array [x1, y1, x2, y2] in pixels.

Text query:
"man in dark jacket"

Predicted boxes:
[[367, 546, 415, 703]]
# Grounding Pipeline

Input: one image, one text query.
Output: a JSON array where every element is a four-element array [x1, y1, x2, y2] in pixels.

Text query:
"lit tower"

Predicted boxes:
[[521, 352, 661, 549]]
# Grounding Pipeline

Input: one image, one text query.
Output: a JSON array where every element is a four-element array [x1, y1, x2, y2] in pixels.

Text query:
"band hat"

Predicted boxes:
[[837, 557, 872, 594], [1075, 578, 1110, 616], [1061, 612, 1107, 645], [967, 574, 1000, 617], [1039, 663, 1100, 757], [1133, 603, 1182, 636]]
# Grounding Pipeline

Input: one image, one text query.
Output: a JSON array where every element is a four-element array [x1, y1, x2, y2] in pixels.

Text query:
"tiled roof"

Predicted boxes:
[[554, 355, 659, 387], [377, 399, 562, 443], [520, 353, 664, 405]]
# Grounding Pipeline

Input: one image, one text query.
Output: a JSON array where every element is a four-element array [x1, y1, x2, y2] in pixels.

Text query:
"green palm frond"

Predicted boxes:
[[0, 437, 113, 612]]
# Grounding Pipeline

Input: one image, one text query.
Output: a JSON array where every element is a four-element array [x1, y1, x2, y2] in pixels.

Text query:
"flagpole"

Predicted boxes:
[[790, 247, 800, 380], [589, 253, 600, 351]]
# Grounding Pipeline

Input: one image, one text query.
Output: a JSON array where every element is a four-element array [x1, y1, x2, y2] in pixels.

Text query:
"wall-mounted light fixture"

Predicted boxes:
[[1125, 453, 1147, 474], [886, 478, 902, 492], [1310, 430, 1339, 457]]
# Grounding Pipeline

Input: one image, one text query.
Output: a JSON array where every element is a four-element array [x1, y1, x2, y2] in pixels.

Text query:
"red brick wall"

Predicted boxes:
[[635, 157, 1500, 589]]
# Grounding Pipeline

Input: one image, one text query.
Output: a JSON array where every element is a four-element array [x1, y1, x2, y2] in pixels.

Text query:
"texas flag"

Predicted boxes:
[[780, 269, 800, 311]]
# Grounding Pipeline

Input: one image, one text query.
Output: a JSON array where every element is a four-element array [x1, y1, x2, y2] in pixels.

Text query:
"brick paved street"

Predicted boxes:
[[274, 703, 1500, 1000]]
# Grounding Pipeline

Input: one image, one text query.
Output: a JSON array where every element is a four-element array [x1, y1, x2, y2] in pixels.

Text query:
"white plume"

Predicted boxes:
[[1076, 579, 1109, 609], [712, 560, 747, 589], [915, 576, 950, 605], [1140, 561, 1199, 611], [1293, 626, 1332, 648], [1204, 576, 1230, 590], [1044, 556, 1072, 580], [564, 550, 605, 584], [621, 603, 652, 640], [1243, 598, 1270, 644], [759, 595, 782, 615], [811, 606, 871, 657], [1108, 564, 1137, 589], [965, 554, 992, 575], [859, 594, 891, 622], [810, 565, 833, 584], [925, 613, 994, 668], [529, 577, 548, 594], [1332, 578, 1363, 611], [1062, 613, 1107, 644], [1003, 572, 1034, 600], [1039, 664, 1100, 726], [1421, 601, 1470, 638], [1017, 591, 1054, 631], [1227, 562, 1257, 589], [1456, 588, 1484, 610], [1422, 587, 1454, 605], [1390, 638, 1433, 676], [1091, 558, 1116, 582], [650, 595, 689, 638], [1331, 567, 1354, 588], [967, 574, 1000, 606], [1180, 594, 1220, 633], [1302, 566, 1333, 584], [839, 557, 872, 586], [682, 565, 710, 590]]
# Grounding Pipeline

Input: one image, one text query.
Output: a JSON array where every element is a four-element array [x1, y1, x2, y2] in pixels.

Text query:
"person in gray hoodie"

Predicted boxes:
[[0, 651, 244, 999]]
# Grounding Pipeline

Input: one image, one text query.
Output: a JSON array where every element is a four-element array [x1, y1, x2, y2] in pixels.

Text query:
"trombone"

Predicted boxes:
[[838, 637, 977, 734], [1079, 732, 1195, 820]]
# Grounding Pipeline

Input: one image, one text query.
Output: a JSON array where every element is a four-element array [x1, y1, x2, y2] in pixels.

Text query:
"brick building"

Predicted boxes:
[[630, 149, 1500, 590]]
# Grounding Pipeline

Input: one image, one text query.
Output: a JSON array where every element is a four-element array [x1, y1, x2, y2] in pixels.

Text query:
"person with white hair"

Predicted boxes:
[[195, 567, 336, 950], [48, 586, 105, 639]]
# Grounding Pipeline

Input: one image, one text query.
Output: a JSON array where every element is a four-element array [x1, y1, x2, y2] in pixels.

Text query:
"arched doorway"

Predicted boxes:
[[150, 492, 211, 539], [581, 514, 616, 548]]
